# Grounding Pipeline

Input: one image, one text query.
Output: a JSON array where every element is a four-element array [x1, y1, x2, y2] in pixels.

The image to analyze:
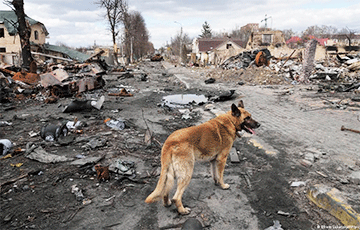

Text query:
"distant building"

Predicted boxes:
[[286, 36, 302, 49], [192, 37, 244, 66], [246, 30, 286, 49]]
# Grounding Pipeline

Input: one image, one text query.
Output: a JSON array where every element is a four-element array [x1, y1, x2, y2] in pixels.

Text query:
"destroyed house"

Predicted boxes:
[[286, 36, 302, 48], [38, 43, 90, 63], [0, 10, 48, 64], [192, 38, 244, 65], [246, 30, 286, 49]]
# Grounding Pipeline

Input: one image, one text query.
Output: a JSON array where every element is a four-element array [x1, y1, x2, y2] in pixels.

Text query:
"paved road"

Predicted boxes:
[[164, 61, 360, 228], [165, 62, 359, 167]]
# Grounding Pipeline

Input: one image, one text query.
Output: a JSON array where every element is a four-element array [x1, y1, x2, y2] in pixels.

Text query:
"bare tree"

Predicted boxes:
[[339, 27, 357, 50], [95, 0, 127, 65], [5, 0, 33, 68], [228, 24, 254, 44], [170, 32, 191, 62], [282, 29, 295, 41], [123, 11, 151, 62]]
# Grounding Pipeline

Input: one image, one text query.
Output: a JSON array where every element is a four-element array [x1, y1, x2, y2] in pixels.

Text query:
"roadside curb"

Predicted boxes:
[[307, 184, 360, 228]]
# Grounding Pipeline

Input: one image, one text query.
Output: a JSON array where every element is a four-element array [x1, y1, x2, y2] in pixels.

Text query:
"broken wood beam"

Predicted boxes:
[[279, 49, 296, 71], [341, 126, 360, 134]]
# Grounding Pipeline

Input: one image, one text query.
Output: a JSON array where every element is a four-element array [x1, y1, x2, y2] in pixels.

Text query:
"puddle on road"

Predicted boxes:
[[161, 94, 208, 108]]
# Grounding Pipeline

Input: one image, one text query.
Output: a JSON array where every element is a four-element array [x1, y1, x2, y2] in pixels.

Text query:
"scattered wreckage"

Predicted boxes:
[[150, 54, 164, 62], [0, 51, 110, 103], [217, 46, 360, 93]]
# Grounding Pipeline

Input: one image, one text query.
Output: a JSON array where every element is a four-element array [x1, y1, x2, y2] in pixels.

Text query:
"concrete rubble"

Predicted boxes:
[[0, 51, 113, 103], [216, 46, 360, 93]]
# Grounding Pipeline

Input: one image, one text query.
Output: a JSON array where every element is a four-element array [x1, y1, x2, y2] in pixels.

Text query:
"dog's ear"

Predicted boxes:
[[231, 104, 241, 117], [238, 100, 244, 108]]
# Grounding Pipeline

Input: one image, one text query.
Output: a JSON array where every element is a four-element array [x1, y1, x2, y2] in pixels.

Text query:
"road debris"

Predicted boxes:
[[151, 54, 163, 62], [104, 118, 126, 130], [26, 145, 72, 163], [0, 139, 13, 155], [95, 165, 110, 181], [40, 123, 68, 141], [341, 125, 360, 134], [264, 220, 283, 230]]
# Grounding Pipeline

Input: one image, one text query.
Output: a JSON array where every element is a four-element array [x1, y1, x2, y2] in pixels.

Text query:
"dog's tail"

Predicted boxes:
[[145, 148, 174, 204]]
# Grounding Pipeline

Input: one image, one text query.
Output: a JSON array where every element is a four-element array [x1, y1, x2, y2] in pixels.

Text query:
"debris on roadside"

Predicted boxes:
[[109, 159, 136, 178], [108, 88, 133, 97], [26, 144, 72, 163], [221, 48, 271, 70], [209, 90, 236, 102], [340, 125, 360, 134], [0, 139, 13, 155], [40, 123, 68, 142], [95, 165, 110, 181], [264, 220, 284, 230], [204, 78, 216, 84], [290, 181, 306, 187], [71, 184, 85, 201], [63, 96, 105, 113], [204, 46, 360, 90], [82, 138, 107, 150], [104, 118, 126, 130], [0, 52, 108, 103], [70, 156, 104, 166], [66, 119, 87, 132], [151, 54, 164, 62]]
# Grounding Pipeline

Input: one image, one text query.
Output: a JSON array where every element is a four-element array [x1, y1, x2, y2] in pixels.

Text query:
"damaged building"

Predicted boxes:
[[0, 10, 48, 65], [191, 37, 245, 66]]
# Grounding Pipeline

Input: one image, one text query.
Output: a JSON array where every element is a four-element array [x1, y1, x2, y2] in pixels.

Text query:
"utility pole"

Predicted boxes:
[[174, 21, 183, 64], [261, 14, 272, 29], [130, 36, 133, 63]]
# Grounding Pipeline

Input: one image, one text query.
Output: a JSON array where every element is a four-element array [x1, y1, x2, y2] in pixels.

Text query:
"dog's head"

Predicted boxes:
[[231, 100, 260, 134]]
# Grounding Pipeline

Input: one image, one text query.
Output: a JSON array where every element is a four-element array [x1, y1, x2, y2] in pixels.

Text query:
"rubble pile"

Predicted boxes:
[[0, 52, 111, 103], [220, 48, 271, 69], [212, 48, 360, 91], [273, 51, 360, 92]]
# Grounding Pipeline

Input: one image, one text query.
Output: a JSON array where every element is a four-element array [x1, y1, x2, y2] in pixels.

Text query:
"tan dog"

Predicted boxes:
[[145, 100, 260, 214]]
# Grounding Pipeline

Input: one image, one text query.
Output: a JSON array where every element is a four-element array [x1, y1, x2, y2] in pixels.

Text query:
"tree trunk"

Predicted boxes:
[[12, 0, 33, 69]]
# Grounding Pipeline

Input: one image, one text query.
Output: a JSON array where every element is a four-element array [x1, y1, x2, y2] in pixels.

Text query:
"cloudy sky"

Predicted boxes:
[[0, 0, 359, 49]]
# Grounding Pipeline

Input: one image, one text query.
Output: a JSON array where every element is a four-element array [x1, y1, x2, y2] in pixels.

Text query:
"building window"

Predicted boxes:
[[0, 47, 6, 53], [34, 30, 39, 40], [0, 28, 4, 38], [262, 34, 272, 44], [226, 43, 232, 49]]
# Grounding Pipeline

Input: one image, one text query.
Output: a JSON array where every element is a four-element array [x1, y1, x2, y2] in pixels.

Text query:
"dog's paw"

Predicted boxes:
[[179, 207, 191, 215], [163, 199, 172, 207], [221, 183, 230, 190]]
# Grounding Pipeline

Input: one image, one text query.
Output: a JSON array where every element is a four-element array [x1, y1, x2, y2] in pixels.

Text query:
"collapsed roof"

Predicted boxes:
[[0, 10, 49, 36]]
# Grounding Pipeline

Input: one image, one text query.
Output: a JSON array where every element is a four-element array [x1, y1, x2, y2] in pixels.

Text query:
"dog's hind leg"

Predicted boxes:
[[171, 160, 194, 215], [162, 165, 174, 207], [210, 159, 219, 183]]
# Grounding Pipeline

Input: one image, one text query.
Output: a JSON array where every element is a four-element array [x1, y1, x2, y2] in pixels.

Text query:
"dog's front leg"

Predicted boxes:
[[215, 154, 230, 190]]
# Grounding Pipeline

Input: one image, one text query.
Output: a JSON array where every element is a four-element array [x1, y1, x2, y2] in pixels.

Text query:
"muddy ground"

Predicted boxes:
[[0, 61, 352, 229]]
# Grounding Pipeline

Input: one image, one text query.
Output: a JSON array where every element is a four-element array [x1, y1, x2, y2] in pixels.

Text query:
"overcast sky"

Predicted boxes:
[[1, 0, 359, 49]]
